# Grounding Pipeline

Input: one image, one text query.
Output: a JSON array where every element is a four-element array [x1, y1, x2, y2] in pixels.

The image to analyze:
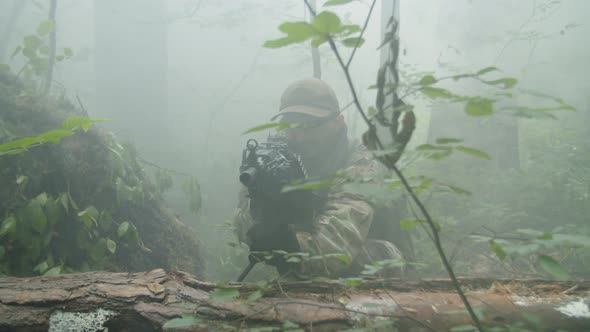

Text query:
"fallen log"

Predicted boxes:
[[0, 269, 588, 331]]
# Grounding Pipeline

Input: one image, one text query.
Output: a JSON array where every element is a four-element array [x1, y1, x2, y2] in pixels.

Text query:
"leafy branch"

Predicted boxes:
[[266, 2, 485, 330]]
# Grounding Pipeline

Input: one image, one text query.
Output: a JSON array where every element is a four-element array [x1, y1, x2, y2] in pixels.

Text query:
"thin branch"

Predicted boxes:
[[345, 0, 377, 69], [137, 157, 194, 178], [303, 1, 483, 330]]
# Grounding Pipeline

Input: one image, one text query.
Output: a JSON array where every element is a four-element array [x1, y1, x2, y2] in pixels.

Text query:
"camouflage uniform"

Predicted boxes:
[[234, 140, 407, 278]]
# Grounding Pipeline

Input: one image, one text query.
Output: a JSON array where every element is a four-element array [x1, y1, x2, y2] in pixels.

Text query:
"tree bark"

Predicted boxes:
[[42, 0, 57, 95], [0, 269, 588, 331], [0, 0, 26, 62]]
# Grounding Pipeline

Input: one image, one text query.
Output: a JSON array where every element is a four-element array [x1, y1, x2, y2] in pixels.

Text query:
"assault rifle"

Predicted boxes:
[[239, 137, 312, 223], [237, 137, 314, 281]]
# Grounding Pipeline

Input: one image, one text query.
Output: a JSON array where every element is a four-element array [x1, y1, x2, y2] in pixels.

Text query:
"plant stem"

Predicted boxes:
[[303, 1, 484, 330]]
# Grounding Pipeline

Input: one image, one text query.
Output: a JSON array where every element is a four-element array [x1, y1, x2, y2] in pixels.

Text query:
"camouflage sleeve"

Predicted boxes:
[[293, 145, 385, 277], [293, 191, 374, 277]]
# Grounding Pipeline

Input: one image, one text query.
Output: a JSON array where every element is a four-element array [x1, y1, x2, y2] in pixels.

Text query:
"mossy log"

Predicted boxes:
[[0, 73, 203, 276], [0, 269, 588, 331]]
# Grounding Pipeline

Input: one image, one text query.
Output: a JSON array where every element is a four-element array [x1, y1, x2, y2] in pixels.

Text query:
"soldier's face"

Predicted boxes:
[[281, 113, 341, 158]]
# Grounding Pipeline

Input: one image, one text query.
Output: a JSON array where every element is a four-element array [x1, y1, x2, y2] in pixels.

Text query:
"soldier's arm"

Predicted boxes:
[[293, 190, 374, 277], [292, 146, 386, 277]]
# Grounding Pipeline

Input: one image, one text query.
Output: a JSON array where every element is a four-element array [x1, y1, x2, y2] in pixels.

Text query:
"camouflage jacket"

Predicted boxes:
[[234, 138, 405, 278]]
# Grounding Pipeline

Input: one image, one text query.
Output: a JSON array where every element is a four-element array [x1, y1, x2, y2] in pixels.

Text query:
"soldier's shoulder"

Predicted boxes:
[[343, 140, 387, 180]]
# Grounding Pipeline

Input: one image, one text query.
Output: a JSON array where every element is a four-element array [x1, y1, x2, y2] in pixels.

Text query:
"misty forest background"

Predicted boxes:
[[0, 0, 588, 283]]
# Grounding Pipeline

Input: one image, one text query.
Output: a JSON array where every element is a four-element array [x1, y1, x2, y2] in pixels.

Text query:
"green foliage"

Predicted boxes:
[[0, 117, 106, 156], [0, 190, 133, 275], [163, 314, 203, 329], [281, 180, 335, 193], [361, 258, 405, 276], [242, 122, 294, 134], [415, 143, 490, 161], [7, 19, 74, 93], [263, 10, 361, 50], [209, 287, 240, 302], [324, 0, 354, 6], [537, 255, 569, 280]]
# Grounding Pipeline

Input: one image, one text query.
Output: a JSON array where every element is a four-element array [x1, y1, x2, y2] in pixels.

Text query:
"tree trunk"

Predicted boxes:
[[308, 0, 321, 79], [42, 0, 57, 95], [0, 0, 26, 62], [1, 269, 588, 331]]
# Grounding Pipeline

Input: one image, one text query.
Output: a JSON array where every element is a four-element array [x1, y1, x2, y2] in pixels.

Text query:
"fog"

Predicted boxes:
[[1, 0, 588, 281]]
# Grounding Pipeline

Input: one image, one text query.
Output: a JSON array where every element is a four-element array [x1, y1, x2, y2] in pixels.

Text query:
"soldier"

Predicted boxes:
[[234, 78, 413, 279]]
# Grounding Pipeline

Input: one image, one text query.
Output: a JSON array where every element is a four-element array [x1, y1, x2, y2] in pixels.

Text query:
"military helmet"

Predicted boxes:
[[271, 78, 340, 121]]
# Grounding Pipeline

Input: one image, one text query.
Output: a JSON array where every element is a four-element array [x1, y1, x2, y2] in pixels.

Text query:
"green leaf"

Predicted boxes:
[[44, 197, 64, 225], [36, 20, 55, 36], [312, 11, 342, 34], [443, 184, 472, 196], [538, 255, 569, 280], [98, 211, 113, 232], [311, 34, 328, 47], [0, 64, 9, 73], [263, 22, 317, 48], [61, 117, 108, 132], [59, 193, 69, 214], [242, 122, 292, 134], [340, 277, 364, 287], [286, 256, 301, 263], [117, 221, 130, 238], [435, 138, 463, 144], [43, 266, 62, 276], [63, 47, 73, 57], [521, 312, 543, 327], [538, 233, 553, 240], [209, 288, 240, 302], [283, 321, 300, 329], [23, 35, 42, 51], [455, 146, 491, 160], [324, 0, 354, 6], [106, 239, 117, 254], [450, 325, 477, 332], [420, 87, 455, 99], [36, 192, 48, 206], [414, 178, 433, 193], [16, 175, 28, 185], [27, 199, 48, 234], [400, 219, 426, 230], [476, 66, 498, 76], [33, 261, 49, 274], [331, 253, 351, 265], [37, 129, 75, 143], [77, 206, 99, 229], [247, 290, 263, 302], [490, 240, 507, 260], [281, 181, 334, 193], [483, 77, 518, 89], [418, 74, 437, 85], [465, 98, 494, 116], [163, 314, 203, 329], [0, 216, 17, 238], [342, 37, 365, 48]]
